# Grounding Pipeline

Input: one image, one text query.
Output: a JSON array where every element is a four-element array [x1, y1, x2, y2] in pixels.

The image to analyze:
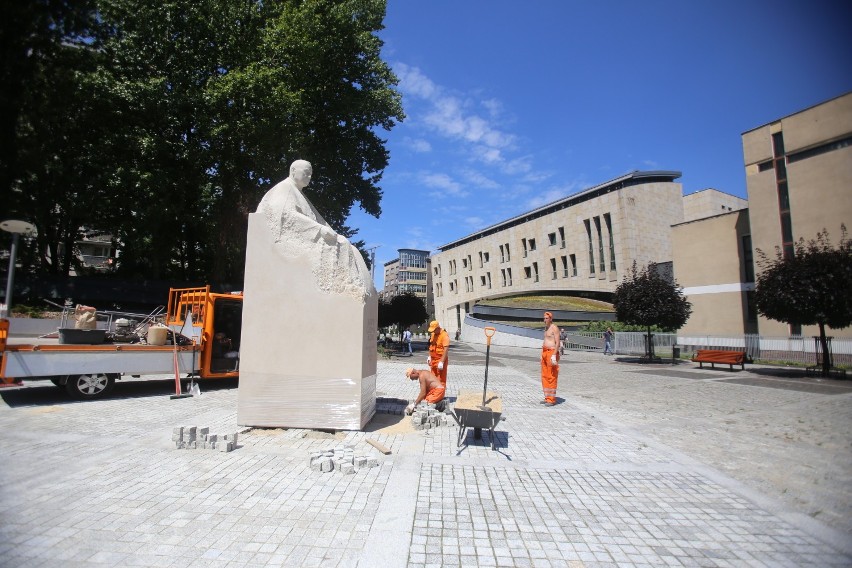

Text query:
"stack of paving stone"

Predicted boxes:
[[172, 426, 238, 452], [375, 397, 407, 415], [410, 402, 449, 430], [310, 445, 379, 474]]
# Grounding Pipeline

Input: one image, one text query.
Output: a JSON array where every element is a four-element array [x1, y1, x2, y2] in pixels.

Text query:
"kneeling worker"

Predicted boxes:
[[404, 368, 445, 414]]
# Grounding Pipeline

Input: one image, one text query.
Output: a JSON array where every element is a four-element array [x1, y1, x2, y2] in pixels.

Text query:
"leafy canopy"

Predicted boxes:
[[755, 226, 852, 330], [614, 262, 692, 332]]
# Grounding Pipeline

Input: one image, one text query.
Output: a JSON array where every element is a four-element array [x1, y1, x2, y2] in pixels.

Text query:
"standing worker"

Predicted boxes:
[[541, 311, 560, 406], [427, 320, 450, 386]]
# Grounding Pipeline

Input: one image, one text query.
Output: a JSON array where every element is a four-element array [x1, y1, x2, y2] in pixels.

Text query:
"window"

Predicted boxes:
[[522, 238, 528, 258], [499, 245, 505, 263], [594, 216, 605, 273], [529, 238, 537, 251], [486, 272, 492, 289], [400, 251, 426, 269], [479, 252, 483, 268], [548, 232, 557, 246], [434, 265, 440, 277], [585, 219, 595, 275], [524, 266, 532, 279], [742, 235, 754, 283], [559, 227, 566, 249], [570, 254, 577, 276], [550, 258, 557, 280], [561, 256, 568, 278], [604, 213, 616, 271], [506, 268, 512, 286], [480, 275, 486, 286], [449, 281, 455, 292], [500, 269, 506, 287], [505, 243, 510, 262], [772, 130, 794, 259], [454, 279, 459, 293], [468, 255, 473, 270], [462, 258, 468, 269], [532, 262, 539, 282], [484, 252, 490, 263]]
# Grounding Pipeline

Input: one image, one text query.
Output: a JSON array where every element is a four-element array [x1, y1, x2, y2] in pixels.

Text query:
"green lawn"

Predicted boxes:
[[478, 294, 614, 312]]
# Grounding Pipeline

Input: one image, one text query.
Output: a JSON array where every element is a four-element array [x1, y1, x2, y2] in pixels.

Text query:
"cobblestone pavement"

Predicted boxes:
[[0, 342, 850, 567]]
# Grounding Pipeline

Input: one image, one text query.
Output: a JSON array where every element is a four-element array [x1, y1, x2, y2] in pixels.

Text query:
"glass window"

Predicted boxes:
[[604, 213, 616, 271], [532, 262, 539, 282], [585, 220, 595, 274], [505, 243, 510, 262], [506, 268, 512, 286], [529, 238, 536, 251], [524, 266, 532, 279], [594, 217, 605, 273], [551, 258, 557, 279], [559, 227, 566, 248], [772, 132, 785, 157], [742, 235, 754, 283], [548, 233, 556, 246]]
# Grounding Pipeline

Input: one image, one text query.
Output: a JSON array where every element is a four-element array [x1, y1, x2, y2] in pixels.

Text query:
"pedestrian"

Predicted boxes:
[[427, 320, 450, 386], [403, 326, 413, 356], [603, 326, 614, 355], [540, 311, 560, 406]]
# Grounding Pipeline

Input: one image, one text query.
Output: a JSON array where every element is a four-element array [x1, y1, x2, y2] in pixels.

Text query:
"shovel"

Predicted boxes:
[[479, 327, 497, 410]]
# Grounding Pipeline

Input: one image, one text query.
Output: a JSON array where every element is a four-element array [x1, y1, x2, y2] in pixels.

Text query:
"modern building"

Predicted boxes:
[[431, 171, 744, 334], [674, 91, 852, 337], [382, 249, 433, 316]]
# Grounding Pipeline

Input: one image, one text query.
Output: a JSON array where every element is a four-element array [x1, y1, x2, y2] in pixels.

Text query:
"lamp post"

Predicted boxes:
[[1, 220, 37, 317]]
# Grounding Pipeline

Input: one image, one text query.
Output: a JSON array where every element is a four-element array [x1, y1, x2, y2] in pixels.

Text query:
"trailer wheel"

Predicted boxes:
[[65, 373, 116, 399]]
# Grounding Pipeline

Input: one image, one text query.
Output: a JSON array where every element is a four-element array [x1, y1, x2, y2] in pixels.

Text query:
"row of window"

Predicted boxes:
[[434, 253, 586, 297], [436, 215, 617, 283]]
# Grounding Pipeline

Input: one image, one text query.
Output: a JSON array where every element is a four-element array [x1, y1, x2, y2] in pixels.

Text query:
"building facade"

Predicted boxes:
[[744, 92, 851, 337], [431, 171, 743, 333], [674, 92, 852, 337], [382, 249, 433, 316]]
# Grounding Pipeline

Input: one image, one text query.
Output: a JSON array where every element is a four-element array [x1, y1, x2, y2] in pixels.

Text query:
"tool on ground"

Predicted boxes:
[[480, 327, 496, 410], [170, 330, 192, 399]]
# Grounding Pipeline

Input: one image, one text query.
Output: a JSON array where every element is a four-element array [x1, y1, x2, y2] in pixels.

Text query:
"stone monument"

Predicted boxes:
[[237, 160, 377, 430]]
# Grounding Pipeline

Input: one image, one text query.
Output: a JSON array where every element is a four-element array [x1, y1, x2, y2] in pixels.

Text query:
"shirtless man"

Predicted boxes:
[[404, 368, 445, 414], [541, 311, 561, 406]]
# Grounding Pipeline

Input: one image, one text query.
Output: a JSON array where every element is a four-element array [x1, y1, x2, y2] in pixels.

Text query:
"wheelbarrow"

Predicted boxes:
[[451, 327, 503, 450], [452, 390, 503, 450]]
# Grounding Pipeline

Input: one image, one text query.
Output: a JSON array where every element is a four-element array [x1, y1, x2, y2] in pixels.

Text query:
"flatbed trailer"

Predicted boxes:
[[0, 286, 242, 399]]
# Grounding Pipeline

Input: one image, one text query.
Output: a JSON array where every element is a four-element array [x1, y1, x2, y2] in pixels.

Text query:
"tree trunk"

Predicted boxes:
[[646, 326, 655, 360], [819, 321, 831, 378]]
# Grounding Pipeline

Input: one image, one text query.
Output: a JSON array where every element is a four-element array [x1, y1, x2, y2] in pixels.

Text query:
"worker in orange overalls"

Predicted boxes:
[[404, 368, 445, 414], [541, 311, 561, 406], [427, 320, 450, 386]]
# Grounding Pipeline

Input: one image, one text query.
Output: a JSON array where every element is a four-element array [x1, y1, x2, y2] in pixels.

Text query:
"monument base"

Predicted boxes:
[[237, 213, 377, 430]]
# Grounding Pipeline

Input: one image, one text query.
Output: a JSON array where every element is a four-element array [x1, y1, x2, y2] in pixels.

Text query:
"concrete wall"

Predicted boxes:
[[673, 210, 753, 335], [742, 92, 852, 338]]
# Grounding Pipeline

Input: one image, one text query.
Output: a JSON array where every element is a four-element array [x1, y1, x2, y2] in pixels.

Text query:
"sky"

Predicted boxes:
[[346, 0, 852, 287]]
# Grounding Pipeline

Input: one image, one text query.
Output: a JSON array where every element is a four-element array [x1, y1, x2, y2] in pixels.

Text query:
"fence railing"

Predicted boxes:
[[563, 332, 852, 366]]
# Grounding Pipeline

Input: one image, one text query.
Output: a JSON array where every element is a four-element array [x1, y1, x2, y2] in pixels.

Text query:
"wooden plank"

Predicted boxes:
[[366, 438, 392, 455]]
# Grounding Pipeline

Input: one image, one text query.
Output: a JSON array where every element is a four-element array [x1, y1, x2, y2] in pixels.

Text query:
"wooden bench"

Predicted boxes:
[[692, 349, 746, 370]]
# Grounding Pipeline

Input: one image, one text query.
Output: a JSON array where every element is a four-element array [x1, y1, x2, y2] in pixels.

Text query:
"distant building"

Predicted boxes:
[[674, 91, 852, 337], [431, 171, 743, 333], [382, 249, 433, 316]]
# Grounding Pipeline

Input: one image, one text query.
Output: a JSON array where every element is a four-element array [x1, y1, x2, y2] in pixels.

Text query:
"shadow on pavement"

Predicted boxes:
[[0, 376, 239, 408]]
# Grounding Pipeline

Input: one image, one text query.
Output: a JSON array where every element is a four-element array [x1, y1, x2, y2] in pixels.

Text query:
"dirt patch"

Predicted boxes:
[[455, 390, 502, 413]]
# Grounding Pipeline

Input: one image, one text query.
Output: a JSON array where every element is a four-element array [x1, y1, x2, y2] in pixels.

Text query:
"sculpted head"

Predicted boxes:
[[289, 160, 312, 190]]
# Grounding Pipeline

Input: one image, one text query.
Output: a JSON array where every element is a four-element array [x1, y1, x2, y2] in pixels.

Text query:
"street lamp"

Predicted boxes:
[[1, 220, 37, 317]]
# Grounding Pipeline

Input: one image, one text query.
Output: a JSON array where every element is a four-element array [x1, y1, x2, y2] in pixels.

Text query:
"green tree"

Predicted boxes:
[[390, 293, 428, 340], [6, 0, 403, 284], [613, 262, 692, 360], [754, 226, 852, 377]]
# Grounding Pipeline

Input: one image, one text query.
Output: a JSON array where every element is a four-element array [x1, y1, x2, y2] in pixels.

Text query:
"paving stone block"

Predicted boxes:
[[197, 427, 209, 438], [340, 464, 355, 475], [320, 458, 334, 472]]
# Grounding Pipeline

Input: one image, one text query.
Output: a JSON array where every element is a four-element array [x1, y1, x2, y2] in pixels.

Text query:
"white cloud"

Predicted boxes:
[[420, 172, 468, 197], [460, 168, 499, 189], [395, 63, 516, 166], [403, 137, 432, 152], [464, 216, 486, 230]]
